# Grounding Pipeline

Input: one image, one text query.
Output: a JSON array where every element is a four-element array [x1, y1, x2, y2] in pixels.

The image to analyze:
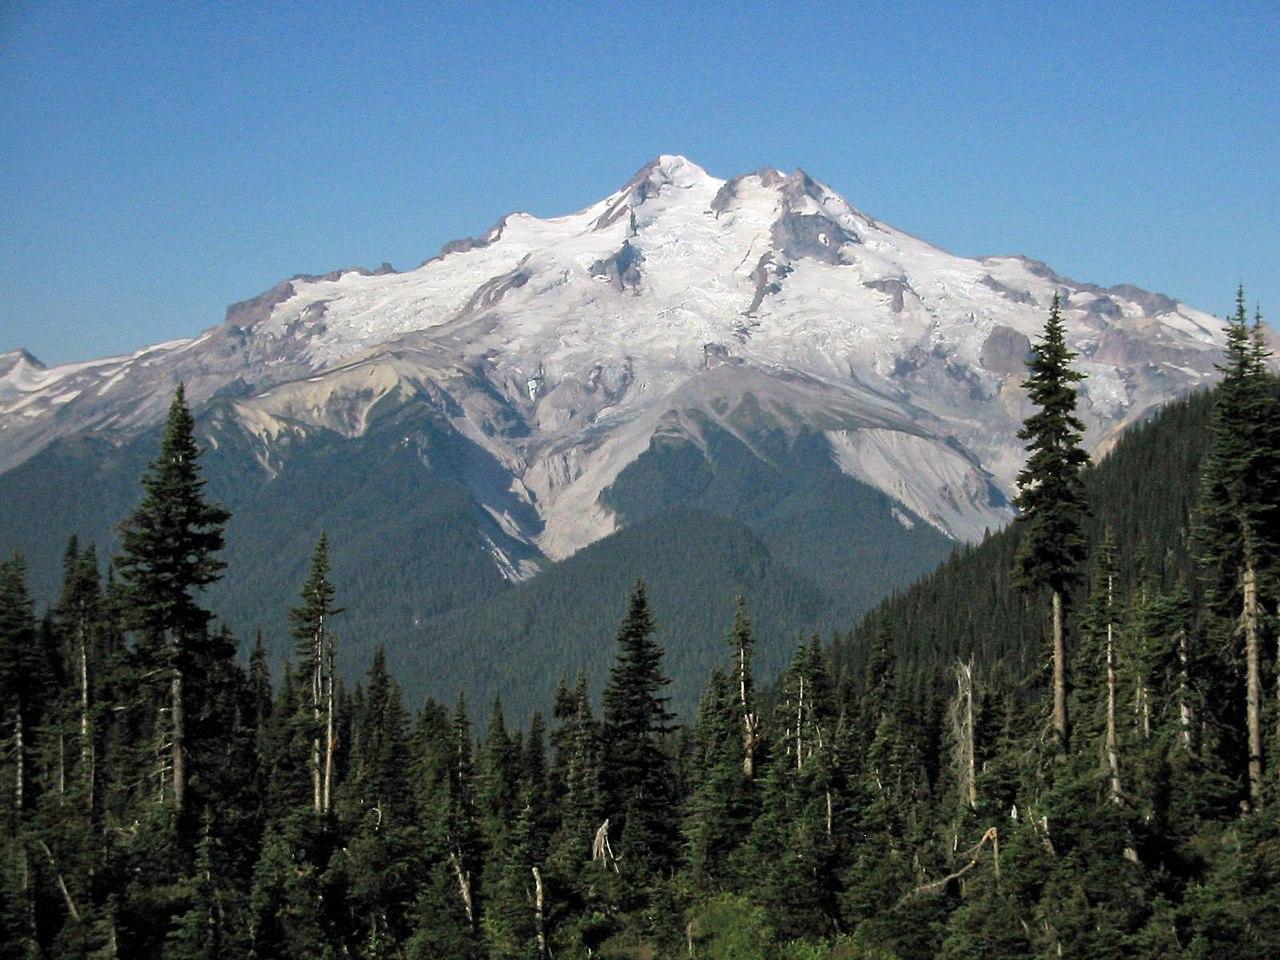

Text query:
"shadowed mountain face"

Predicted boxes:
[[0, 155, 1233, 711]]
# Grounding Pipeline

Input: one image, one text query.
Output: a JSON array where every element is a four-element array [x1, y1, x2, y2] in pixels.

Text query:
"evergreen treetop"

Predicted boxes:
[[1012, 292, 1091, 597], [290, 532, 343, 653], [116, 384, 229, 637]]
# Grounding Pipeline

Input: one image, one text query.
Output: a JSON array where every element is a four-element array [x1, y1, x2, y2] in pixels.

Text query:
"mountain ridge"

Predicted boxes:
[[0, 156, 1228, 559], [0, 155, 1245, 711]]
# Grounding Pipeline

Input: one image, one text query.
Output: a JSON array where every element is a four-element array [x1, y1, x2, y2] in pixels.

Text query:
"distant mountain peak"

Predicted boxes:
[[0, 348, 43, 370], [0, 156, 1231, 567]]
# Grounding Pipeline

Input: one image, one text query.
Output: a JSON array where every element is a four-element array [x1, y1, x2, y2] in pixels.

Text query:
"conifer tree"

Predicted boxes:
[[261, 662, 313, 818], [440, 693, 482, 936], [51, 538, 103, 814], [164, 816, 241, 960], [247, 631, 275, 823], [248, 815, 334, 959], [477, 697, 520, 859], [406, 699, 484, 959], [116, 385, 230, 819], [0, 558, 38, 828], [343, 649, 410, 820], [290, 534, 342, 818], [483, 784, 542, 960], [547, 673, 602, 886], [1196, 288, 1280, 806], [523, 712, 549, 836], [681, 669, 749, 892], [1013, 293, 1090, 747], [1077, 529, 1123, 800], [600, 580, 675, 878]]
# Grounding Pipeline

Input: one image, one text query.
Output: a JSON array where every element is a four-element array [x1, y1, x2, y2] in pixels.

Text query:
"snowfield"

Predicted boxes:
[[0, 156, 1234, 569]]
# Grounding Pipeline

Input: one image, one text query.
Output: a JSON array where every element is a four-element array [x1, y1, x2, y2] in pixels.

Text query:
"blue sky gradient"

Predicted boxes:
[[2, 0, 1277, 363]]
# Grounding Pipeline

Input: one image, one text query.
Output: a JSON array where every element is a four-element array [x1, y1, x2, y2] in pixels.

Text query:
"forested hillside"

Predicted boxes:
[[414, 422, 956, 716], [831, 386, 1215, 687], [0, 399, 956, 718], [1, 293, 1277, 959]]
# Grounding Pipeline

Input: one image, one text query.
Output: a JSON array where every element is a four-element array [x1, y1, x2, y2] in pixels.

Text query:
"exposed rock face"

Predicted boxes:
[[980, 325, 1033, 376], [864, 278, 913, 313], [0, 155, 1239, 574], [589, 241, 645, 292]]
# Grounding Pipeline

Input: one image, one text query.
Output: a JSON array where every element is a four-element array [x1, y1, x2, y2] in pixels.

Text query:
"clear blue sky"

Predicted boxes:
[[2, 0, 1277, 364]]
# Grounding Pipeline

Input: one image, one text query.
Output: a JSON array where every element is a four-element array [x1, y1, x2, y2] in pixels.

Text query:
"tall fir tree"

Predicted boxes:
[[116, 384, 230, 820], [289, 534, 343, 818], [600, 580, 676, 881], [1012, 292, 1090, 747], [1195, 288, 1280, 806]]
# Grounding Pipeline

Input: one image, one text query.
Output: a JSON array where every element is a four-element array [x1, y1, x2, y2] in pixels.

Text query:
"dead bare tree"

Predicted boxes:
[[592, 818, 620, 874], [907, 826, 1000, 898], [13, 708, 23, 816], [795, 675, 806, 772], [951, 660, 978, 811], [729, 598, 762, 779], [36, 839, 81, 924], [322, 633, 337, 815], [532, 866, 548, 959], [1104, 568, 1123, 801], [447, 851, 475, 928], [1176, 627, 1194, 752], [1242, 555, 1263, 806]]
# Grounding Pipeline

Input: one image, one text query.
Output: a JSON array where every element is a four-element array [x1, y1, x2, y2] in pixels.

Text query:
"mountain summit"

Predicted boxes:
[[0, 156, 1222, 550], [0, 157, 1231, 708]]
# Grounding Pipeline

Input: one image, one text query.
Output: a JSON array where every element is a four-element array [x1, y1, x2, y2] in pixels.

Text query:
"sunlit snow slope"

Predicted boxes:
[[0, 155, 1229, 567]]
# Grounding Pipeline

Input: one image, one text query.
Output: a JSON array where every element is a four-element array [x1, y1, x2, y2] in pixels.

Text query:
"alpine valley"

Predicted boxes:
[[0, 156, 1231, 713]]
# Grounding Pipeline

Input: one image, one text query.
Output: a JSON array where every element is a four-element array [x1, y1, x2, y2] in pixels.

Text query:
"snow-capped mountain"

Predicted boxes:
[[0, 155, 1224, 565]]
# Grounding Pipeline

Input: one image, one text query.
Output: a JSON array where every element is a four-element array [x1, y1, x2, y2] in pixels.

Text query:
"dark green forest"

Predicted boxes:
[[0, 382, 957, 720], [1, 292, 1278, 959]]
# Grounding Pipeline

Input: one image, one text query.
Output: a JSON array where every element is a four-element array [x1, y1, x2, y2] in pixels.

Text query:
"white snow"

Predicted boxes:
[[0, 155, 1236, 559]]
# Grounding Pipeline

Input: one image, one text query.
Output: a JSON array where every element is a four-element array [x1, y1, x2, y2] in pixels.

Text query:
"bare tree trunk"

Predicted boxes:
[[532, 866, 547, 960], [908, 827, 999, 898], [1243, 561, 1263, 807], [37, 839, 81, 923], [448, 851, 475, 928], [952, 660, 978, 810], [737, 642, 759, 780], [14, 710, 23, 815], [17, 844, 34, 951], [1105, 616, 1122, 800], [171, 661, 185, 817], [1052, 590, 1068, 747], [79, 632, 94, 809], [311, 618, 324, 816], [56, 733, 66, 803], [742, 712, 759, 779], [1176, 628, 1194, 751], [322, 640, 336, 816], [795, 675, 805, 772]]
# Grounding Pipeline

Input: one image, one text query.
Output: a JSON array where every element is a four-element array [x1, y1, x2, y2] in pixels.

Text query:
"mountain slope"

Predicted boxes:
[[831, 387, 1217, 685], [405, 421, 958, 715], [1, 157, 1226, 550], [0, 155, 1239, 709]]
